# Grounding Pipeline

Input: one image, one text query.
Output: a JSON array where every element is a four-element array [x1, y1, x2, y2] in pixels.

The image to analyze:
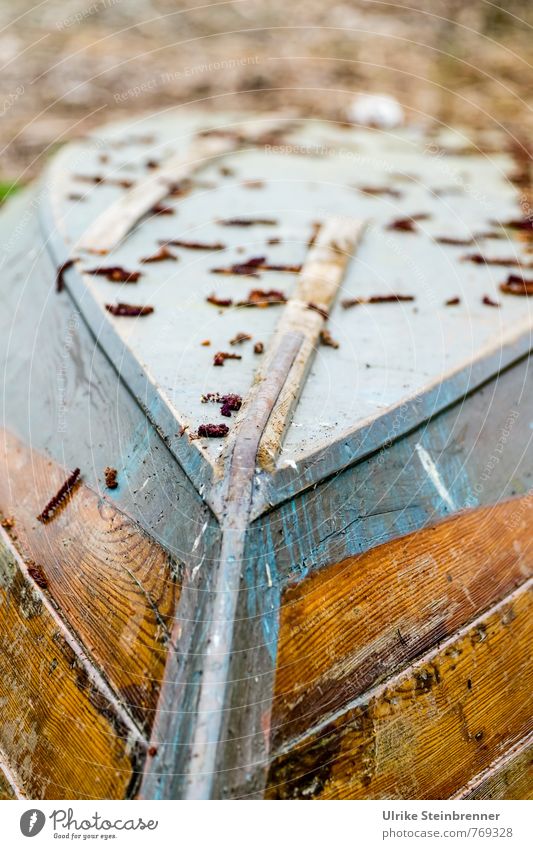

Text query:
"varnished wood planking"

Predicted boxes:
[[0, 428, 179, 732], [267, 583, 533, 799], [458, 737, 533, 800], [0, 533, 142, 799], [0, 193, 218, 565], [271, 498, 532, 749]]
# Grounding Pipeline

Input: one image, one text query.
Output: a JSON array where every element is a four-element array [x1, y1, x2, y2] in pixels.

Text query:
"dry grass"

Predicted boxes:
[[0, 0, 531, 181]]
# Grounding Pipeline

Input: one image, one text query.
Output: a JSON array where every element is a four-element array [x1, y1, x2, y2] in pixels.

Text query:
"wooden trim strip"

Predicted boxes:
[[0, 749, 24, 800], [267, 580, 532, 799], [0, 427, 179, 735]]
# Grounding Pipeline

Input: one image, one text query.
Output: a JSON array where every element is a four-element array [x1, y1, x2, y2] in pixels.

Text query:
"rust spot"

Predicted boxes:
[[319, 328, 339, 349], [87, 266, 142, 283], [56, 258, 78, 293], [197, 424, 229, 438], [342, 294, 415, 308]]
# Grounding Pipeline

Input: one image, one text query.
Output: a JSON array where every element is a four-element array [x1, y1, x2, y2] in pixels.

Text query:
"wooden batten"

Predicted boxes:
[[0, 428, 179, 734], [271, 497, 532, 750], [267, 580, 532, 799], [0, 529, 144, 799]]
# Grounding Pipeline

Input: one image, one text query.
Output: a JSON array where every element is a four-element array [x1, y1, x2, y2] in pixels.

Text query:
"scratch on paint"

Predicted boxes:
[[415, 443, 456, 512]]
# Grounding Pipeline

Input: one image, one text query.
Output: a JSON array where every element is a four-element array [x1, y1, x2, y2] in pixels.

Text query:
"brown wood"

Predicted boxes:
[[457, 737, 533, 800], [0, 428, 179, 733], [0, 531, 143, 799], [271, 497, 533, 749], [267, 581, 532, 799]]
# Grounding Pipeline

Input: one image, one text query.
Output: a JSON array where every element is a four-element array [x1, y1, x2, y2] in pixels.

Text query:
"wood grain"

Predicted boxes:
[[0, 531, 143, 799], [267, 582, 533, 799], [271, 497, 532, 749], [0, 428, 179, 733], [458, 737, 533, 800]]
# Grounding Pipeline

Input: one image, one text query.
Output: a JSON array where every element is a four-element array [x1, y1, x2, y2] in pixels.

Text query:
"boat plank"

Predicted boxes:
[[271, 497, 532, 749], [0, 428, 179, 733], [266, 582, 533, 799], [248, 350, 533, 588], [0, 532, 143, 799], [456, 736, 533, 800], [0, 190, 217, 559]]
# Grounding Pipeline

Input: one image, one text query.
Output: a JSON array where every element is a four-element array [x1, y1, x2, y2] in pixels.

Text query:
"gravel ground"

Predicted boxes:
[[0, 0, 532, 183]]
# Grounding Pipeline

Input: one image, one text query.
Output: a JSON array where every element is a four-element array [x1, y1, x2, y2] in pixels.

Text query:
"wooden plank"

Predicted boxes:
[[456, 736, 533, 800], [271, 497, 532, 749], [0, 531, 143, 799], [266, 582, 533, 799], [0, 428, 179, 733]]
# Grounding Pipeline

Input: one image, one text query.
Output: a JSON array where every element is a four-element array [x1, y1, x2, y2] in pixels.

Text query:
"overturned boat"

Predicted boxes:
[[0, 110, 531, 800]]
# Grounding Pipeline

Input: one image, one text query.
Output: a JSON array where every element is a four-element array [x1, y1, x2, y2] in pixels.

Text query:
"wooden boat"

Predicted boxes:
[[0, 111, 531, 801]]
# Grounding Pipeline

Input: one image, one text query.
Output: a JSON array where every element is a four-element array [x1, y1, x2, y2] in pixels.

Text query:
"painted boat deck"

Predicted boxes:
[[44, 113, 532, 508], [0, 109, 531, 800]]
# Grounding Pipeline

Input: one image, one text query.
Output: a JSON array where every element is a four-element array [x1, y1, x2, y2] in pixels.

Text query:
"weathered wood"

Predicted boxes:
[[267, 582, 532, 799], [456, 736, 533, 800], [0, 530, 143, 799], [271, 496, 532, 749], [255, 217, 366, 470], [0, 759, 20, 799], [76, 135, 236, 254], [0, 189, 217, 559], [0, 428, 179, 733]]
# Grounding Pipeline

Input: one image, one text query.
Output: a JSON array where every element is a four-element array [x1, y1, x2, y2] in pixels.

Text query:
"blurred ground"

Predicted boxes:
[[0, 0, 532, 184]]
